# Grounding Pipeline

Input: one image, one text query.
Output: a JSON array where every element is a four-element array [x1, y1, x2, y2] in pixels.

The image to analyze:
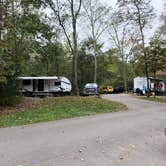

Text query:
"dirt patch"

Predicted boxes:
[[0, 97, 48, 115]]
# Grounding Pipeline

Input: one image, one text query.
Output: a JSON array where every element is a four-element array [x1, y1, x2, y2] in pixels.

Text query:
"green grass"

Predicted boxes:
[[0, 96, 126, 128], [140, 96, 166, 103]]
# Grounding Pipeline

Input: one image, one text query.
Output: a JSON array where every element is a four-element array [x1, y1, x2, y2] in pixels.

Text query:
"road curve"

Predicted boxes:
[[0, 94, 166, 166]]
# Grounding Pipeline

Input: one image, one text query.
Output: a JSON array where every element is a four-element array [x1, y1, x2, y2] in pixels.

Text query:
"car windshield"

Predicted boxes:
[[108, 86, 112, 88], [85, 83, 98, 88]]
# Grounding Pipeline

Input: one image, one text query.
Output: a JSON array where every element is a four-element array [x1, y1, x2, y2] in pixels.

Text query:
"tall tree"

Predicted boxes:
[[0, 0, 24, 105], [82, 0, 110, 83], [142, 39, 166, 78], [46, 0, 82, 95], [108, 11, 139, 92], [0, 0, 54, 105], [118, 0, 155, 96]]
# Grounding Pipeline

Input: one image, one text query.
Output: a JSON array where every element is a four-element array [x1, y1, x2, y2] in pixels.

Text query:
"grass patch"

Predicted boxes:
[[140, 96, 166, 103], [0, 96, 126, 128]]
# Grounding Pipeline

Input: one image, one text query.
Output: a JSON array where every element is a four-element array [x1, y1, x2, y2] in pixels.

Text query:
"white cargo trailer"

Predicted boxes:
[[18, 76, 72, 96], [134, 77, 149, 94], [134, 76, 165, 95]]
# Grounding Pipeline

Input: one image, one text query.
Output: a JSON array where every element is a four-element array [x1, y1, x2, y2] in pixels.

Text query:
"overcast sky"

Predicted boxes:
[[103, 0, 165, 13], [102, 0, 165, 29], [99, 0, 165, 50]]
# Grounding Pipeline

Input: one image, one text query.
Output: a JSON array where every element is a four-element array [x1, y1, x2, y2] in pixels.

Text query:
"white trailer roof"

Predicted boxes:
[[18, 76, 58, 80]]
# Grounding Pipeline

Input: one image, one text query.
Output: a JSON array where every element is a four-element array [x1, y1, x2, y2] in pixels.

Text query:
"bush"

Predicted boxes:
[[0, 77, 21, 106]]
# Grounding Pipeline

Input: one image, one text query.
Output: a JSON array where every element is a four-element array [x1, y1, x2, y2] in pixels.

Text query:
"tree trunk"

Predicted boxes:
[[94, 51, 97, 83], [48, 0, 81, 95], [145, 62, 150, 96], [153, 71, 156, 79], [71, 18, 79, 95], [136, 4, 150, 97], [0, 0, 2, 41], [72, 50, 79, 95], [46, 57, 49, 75], [122, 60, 127, 92], [93, 37, 97, 83]]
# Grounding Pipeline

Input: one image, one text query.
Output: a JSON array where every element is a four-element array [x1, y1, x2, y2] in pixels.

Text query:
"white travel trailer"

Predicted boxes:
[[18, 76, 72, 96], [134, 76, 165, 95]]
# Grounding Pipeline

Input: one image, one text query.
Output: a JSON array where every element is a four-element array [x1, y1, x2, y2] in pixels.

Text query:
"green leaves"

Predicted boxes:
[[20, 0, 46, 9]]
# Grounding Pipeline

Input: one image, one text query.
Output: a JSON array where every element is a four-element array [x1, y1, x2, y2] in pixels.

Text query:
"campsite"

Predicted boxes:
[[0, 0, 166, 166]]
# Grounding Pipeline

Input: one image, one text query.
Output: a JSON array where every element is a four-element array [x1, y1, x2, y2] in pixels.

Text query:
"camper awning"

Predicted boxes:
[[18, 76, 58, 80]]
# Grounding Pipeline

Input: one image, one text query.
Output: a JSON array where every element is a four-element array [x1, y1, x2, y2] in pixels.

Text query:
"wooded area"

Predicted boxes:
[[0, 0, 165, 105]]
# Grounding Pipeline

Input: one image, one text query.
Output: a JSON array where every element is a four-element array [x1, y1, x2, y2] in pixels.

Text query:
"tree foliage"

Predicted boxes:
[[117, 0, 155, 96]]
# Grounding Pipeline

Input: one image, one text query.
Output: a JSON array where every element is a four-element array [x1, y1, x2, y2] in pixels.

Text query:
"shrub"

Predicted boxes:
[[0, 77, 21, 106]]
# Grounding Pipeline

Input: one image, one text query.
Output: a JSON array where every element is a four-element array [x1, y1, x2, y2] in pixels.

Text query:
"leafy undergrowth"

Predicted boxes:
[[0, 96, 126, 128]]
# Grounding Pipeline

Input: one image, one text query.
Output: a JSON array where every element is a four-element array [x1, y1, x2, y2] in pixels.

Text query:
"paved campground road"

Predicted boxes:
[[0, 94, 166, 166]]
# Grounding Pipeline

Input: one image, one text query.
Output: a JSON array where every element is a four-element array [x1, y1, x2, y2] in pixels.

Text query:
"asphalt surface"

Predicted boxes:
[[0, 94, 166, 166]]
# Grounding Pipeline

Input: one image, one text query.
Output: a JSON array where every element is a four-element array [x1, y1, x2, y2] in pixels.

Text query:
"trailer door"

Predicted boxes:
[[33, 80, 36, 91], [38, 79, 44, 91]]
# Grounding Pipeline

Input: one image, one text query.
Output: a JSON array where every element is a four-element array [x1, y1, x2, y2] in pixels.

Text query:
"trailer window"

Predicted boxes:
[[54, 81, 61, 86], [23, 79, 31, 85]]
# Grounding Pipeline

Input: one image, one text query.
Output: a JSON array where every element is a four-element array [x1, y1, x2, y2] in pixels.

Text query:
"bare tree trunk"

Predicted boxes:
[[94, 53, 97, 83], [71, 0, 81, 95], [92, 22, 97, 83], [55, 56, 59, 76], [0, 0, 3, 41], [122, 59, 127, 92], [71, 29, 79, 95], [83, 0, 109, 84], [48, 0, 82, 95], [145, 62, 150, 96], [139, 40, 150, 97], [110, 24, 129, 93], [46, 57, 49, 75], [153, 71, 156, 79], [136, 4, 150, 97], [93, 38, 97, 83]]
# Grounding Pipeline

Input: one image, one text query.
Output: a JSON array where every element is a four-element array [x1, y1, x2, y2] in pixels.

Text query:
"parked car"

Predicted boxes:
[[100, 86, 114, 94], [113, 86, 125, 93], [83, 83, 99, 96]]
